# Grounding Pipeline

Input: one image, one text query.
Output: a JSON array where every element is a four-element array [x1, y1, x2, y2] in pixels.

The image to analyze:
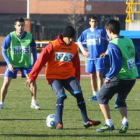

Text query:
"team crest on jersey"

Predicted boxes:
[[127, 58, 136, 70], [55, 52, 73, 62], [13, 46, 30, 54], [87, 34, 101, 45]]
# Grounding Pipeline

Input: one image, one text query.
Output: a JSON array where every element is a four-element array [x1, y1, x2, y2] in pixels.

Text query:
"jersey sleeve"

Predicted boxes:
[[1, 34, 11, 64], [105, 43, 122, 81], [30, 37, 37, 65], [29, 43, 53, 81], [2, 34, 11, 49], [77, 30, 87, 54], [71, 51, 80, 82]]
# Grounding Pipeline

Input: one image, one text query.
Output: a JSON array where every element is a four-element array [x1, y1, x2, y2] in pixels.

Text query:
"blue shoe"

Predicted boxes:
[[88, 96, 97, 101], [114, 104, 119, 109], [119, 122, 129, 133], [96, 124, 115, 132]]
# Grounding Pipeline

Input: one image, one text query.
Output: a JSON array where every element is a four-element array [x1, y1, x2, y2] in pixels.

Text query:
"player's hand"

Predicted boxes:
[[25, 79, 34, 87], [104, 79, 110, 88], [83, 51, 90, 57], [100, 53, 106, 58], [8, 63, 14, 73]]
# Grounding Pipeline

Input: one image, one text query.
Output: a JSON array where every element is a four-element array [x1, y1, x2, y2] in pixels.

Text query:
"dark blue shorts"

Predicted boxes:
[[50, 77, 82, 98], [86, 58, 105, 73], [4, 65, 32, 78], [97, 78, 136, 106]]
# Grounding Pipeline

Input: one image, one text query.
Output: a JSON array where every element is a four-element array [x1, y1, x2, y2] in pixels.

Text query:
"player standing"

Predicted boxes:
[[77, 16, 108, 101], [0, 17, 41, 110]]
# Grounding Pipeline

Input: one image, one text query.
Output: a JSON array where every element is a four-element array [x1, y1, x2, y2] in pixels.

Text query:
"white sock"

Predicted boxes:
[[31, 99, 37, 105], [0, 102, 4, 105], [93, 91, 98, 96], [122, 118, 128, 125], [106, 119, 113, 126]]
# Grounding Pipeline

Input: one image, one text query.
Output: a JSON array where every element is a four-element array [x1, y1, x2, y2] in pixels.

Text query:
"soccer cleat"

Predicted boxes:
[[119, 122, 129, 133], [96, 124, 115, 132], [31, 103, 41, 110], [88, 96, 97, 101], [114, 104, 119, 109], [0, 103, 4, 110], [84, 120, 101, 128], [56, 123, 63, 130]]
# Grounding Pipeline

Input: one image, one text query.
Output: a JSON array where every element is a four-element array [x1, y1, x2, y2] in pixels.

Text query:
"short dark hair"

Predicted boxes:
[[89, 16, 98, 22], [14, 17, 25, 24], [105, 19, 120, 34]]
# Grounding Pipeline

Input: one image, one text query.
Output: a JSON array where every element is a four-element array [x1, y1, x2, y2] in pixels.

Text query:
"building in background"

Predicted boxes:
[[0, 0, 126, 41], [0, 0, 126, 40]]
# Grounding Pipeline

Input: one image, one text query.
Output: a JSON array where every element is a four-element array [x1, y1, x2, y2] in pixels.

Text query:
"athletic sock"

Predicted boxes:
[[93, 91, 98, 96], [106, 119, 113, 126], [31, 99, 37, 105], [122, 117, 128, 125], [76, 94, 89, 122], [56, 97, 64, 125], [0, 102, 4, 106]]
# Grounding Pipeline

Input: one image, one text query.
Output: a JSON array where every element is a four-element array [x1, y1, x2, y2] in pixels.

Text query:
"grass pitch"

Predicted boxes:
[[0, 77, 140, 140]]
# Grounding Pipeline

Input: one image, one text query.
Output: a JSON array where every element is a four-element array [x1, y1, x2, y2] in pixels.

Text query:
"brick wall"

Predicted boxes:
[[0, 0, 26, 13], [85, 1, 126, 15]]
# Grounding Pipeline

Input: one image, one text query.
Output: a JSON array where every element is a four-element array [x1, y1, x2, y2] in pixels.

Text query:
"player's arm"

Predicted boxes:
[[25, 43, 53, 86], [71, 51, 80, 83], [30, 37, 37, 65], [2, 34, 14, 73], [77, 32, 90, 57], [105, 43, 122, 86]]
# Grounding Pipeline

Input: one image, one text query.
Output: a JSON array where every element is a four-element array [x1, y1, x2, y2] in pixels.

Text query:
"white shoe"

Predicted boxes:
[[31, 103, 41, 110], [0, 103, 4, 110]]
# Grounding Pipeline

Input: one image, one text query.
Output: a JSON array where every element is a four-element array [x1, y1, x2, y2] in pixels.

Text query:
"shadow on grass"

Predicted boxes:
[[1, 133, 140, 138], [0, 119, 44, 121]]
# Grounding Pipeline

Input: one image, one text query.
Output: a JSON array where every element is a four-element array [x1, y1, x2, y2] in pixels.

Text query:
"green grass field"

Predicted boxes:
[[0, 77, 140, 140]]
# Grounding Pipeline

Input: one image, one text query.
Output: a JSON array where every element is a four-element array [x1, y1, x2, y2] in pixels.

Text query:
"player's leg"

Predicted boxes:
[[0, 77, 12, 109], [64, 77, 101, 128], [86, 60, 97, 101], [89, 73, 98, 100], [118, 79, 136, 133], [29, 81, 41, 110], [0, 67, 15, 109], [23, 67, 41, 110], [95, 58, 104, 91], [50, 79, 67, 130], [96, 78, 120, 132], [96, 71, 103, 91]]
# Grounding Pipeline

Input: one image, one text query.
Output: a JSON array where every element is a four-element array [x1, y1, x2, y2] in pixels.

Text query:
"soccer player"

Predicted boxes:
[[0, 17, 41, 110], [77, 16, 108, 101], [25, 26, 101, 130], [96, 19, 138, 133]]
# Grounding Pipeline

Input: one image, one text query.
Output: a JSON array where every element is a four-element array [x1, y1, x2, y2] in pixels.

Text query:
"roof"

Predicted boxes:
[[120, 30, 140, 39]]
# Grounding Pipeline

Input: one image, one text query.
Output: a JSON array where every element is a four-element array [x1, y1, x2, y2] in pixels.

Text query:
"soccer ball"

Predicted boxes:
[[46, 114, 56, 129]]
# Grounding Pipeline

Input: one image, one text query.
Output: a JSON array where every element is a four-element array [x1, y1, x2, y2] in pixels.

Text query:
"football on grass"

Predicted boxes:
[[46, 114, 56, 129]]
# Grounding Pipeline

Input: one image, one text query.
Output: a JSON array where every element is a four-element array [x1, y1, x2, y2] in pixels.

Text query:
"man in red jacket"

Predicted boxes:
[[25, 26, 101, 130]]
